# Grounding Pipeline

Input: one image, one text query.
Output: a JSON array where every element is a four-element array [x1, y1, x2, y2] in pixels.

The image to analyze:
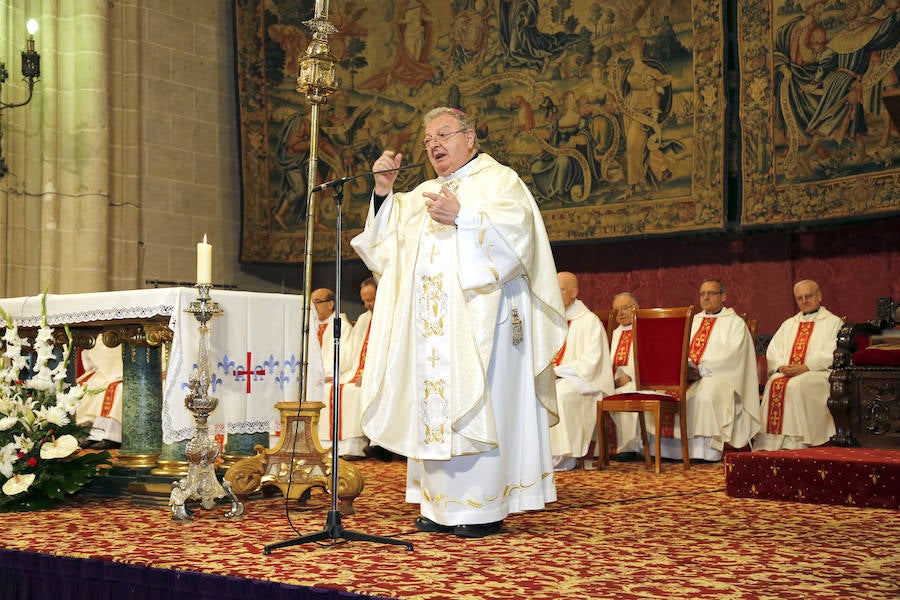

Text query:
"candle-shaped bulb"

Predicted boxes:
[[197, 234, 212, 284], [26, 19, 38, 36]]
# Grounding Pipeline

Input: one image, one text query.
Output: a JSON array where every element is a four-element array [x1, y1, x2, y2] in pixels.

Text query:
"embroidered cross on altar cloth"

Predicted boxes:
[[0, 288, 324, 444]]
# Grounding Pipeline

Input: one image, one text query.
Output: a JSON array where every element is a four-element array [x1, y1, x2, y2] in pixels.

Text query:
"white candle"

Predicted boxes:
[[315, 0, 324, 17], [197, 235, 212, 284]]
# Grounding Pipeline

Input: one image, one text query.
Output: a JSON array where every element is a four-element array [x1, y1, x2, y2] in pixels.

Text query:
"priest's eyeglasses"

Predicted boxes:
[[422, 129, 466, 148]]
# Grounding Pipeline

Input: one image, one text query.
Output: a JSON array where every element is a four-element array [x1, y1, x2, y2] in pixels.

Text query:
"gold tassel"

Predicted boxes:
[[511, 307, 523, 346]]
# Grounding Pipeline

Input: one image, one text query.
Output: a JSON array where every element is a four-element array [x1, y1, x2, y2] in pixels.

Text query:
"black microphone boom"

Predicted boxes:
[[311, 163, 424, 193]]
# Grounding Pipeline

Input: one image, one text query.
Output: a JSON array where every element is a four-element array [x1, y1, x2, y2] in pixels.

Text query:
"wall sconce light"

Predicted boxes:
[[0, 19, 42, 178]]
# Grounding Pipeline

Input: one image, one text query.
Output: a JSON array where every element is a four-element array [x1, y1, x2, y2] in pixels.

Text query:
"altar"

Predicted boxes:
[[0, 288, 324, 470]]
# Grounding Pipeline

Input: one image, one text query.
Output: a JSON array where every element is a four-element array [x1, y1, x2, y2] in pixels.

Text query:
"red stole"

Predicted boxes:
[[317, 322, 328, 347], [689, 317, 716, 365], [100, 381, 121, 417], [350, 320, 372, 384], [767, 321, 815, 434], [76, 365, 121, 419], [613, 329, 632, 369], [553, 320, 571, 367]]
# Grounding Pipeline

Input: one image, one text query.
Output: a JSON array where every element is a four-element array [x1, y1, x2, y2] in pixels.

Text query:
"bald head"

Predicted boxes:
[[557, 271, 578, 310]]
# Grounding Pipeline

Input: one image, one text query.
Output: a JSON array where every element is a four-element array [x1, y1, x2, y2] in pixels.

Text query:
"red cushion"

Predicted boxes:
[[852, 347, 900, 367], [603, 392, 679, 403]]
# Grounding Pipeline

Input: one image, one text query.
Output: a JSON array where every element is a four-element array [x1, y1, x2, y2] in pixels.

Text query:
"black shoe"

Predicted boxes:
[[414, 516, 455, 533], [454, 520, 503, 538], [363, 445, 393, 462]]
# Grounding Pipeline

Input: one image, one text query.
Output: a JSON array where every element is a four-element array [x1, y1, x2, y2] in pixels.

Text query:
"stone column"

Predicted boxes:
[[103, 323, 172, 469]]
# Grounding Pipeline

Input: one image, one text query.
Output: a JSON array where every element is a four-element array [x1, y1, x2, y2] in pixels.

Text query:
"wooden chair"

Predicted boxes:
[[596, 306, 694, 474], [593, 309, 617, 340], [739, 312, 758, 341]]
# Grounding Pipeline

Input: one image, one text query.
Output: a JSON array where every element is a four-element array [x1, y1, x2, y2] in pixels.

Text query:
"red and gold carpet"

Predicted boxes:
[[1, 459, 898, 599], [725, 447, 900, 509]]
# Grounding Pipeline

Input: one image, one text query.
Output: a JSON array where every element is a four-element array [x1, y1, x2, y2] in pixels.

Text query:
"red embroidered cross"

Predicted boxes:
[[233, 351, 266, 394]]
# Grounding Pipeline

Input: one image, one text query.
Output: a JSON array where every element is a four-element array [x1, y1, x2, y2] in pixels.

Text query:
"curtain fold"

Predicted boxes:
[[1, 0, 110, 296]]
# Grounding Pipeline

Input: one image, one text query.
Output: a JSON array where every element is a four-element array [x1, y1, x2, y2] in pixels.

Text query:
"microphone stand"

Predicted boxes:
[[311, 162, 424, 193], [263, 180, 413, 554]]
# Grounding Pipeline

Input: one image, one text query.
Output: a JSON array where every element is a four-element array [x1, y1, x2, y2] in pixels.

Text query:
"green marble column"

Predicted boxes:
[[117, 343, 163, 468], [152, 439, 189, 477]]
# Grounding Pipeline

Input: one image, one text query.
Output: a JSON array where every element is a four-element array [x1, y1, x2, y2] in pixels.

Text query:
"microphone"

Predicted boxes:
[[311, 163, 425, 193]]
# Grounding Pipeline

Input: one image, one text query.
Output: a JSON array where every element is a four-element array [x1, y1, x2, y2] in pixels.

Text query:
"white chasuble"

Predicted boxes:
[[654, 307, 760, 460], [351, 153, 567, 525], [414, 220, 455, 458], [550, 299, 614, 460], [755, 307, 842, 450]]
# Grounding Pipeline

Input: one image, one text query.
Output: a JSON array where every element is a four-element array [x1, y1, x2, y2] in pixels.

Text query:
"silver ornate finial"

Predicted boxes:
[[169, 283, 244, 522]]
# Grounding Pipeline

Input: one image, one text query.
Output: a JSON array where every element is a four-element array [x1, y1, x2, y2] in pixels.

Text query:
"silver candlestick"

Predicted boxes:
[[169, 283, 244, 522]]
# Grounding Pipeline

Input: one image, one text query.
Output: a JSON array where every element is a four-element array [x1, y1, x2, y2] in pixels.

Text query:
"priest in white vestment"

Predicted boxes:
[[311, 288, 353, 448], [755, 280, 842, 450], [310, 288, 353, 385], [351, 107, 567, 538], [605, 292, 644, 455], [653, 279, 760, 461], [549, 272, 614, 470], [317, 281, 375, 459], [75, 344, 124, 448]]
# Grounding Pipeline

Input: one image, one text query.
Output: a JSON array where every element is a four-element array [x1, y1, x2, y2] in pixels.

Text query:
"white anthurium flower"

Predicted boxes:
[[0, 415, 17, 431], [2, 473, 36, 496], [40, 434, 79, 459], [0, 443, 17, 478], [35, 404, 70, 428]]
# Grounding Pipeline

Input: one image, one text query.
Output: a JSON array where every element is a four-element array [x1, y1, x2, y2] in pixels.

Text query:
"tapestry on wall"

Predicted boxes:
[[235, 0, 727, 262], [738, 0, 900, 226]]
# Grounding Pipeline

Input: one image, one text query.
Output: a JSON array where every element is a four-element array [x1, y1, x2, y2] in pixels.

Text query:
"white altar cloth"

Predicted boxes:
[[0, 288, 324, 443]]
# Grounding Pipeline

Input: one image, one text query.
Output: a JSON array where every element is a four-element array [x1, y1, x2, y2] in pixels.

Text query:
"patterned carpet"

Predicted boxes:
[[0, 458, 898, 599]]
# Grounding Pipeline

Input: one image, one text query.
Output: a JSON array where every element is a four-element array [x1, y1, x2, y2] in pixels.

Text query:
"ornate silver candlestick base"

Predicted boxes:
[[169, 284, 244, 522]]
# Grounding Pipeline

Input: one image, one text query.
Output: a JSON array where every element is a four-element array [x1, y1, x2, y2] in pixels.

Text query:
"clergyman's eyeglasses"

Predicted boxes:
[[422, 129, 466, 148]]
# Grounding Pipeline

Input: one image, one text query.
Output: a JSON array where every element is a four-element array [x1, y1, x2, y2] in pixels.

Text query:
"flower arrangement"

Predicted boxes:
[[0, 293, 111, 512]]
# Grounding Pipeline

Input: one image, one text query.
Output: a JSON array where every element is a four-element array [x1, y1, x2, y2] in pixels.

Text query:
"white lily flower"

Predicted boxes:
[[0, 443, 17, 479], [35, 404, 70, 428], [13, 433, 34, 453]]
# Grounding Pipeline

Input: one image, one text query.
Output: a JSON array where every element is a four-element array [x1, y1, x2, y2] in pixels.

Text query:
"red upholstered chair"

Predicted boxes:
[[596, 306, 694, 474]]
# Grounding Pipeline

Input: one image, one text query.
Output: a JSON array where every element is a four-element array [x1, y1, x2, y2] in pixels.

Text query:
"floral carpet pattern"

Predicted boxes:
[[0, 459, 898, 599]]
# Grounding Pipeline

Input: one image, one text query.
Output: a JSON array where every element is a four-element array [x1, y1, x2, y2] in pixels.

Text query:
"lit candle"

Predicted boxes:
[[196, 235, 212, 284]]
